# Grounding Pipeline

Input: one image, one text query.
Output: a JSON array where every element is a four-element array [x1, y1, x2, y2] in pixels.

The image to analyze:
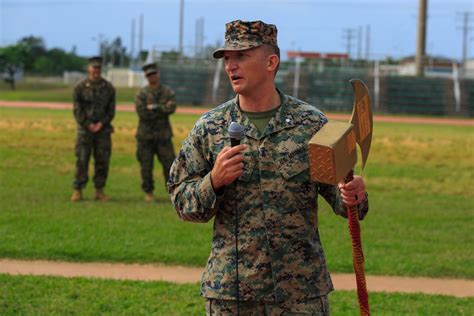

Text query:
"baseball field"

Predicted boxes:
[[0, 98, 473, 314]]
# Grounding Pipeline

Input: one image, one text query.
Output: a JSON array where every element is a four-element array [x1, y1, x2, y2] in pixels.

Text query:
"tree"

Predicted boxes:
[[17, 36, 47, 71], [33, 48, 86, 75], [0, 43, 29, 90]]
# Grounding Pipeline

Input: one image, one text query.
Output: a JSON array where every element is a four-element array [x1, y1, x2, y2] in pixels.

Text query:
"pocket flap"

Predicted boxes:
[[279, 146, 310, 179]]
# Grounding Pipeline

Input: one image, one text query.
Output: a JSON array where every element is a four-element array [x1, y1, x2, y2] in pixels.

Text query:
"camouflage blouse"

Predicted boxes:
[[135, 84, 176, 140], [73, 77, 115, 134], [168, 90, 369, 302]]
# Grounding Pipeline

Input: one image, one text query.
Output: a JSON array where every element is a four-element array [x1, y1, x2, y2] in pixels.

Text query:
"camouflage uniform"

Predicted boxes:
[[168, 90, 369, 305], [169, 19, 369, 314], [135, 84, 176, 193], [206, 296, 330, 315], [73, 77, 115, 190], [213, 20, 278, 59]]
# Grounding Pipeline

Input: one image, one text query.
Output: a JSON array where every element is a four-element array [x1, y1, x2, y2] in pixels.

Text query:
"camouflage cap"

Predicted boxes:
[[88, 56, 103, 67], [213, 20, 278, 59], [142, 62, 159, 76]]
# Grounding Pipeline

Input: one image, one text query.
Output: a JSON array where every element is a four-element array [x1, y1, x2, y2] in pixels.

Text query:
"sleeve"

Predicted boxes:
[[318, 183, 369, 220], [155, 87, 177, 114], [100, 85, 116, 126], [135, 88, 166, 120], [167, 120, 223, 223], [73, 84, 92, 128], [135, 89, 150, 120]]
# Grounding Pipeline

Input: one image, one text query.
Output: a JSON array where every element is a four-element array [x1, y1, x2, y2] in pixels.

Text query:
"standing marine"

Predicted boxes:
[[168, 20, 369, 315], [71, 56, 115, 202], [135, 62, 176, 202]]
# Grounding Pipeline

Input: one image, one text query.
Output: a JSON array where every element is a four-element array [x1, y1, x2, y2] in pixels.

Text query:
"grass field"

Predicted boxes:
[[0, 107, 473, 279], [0, 106, 473, 315], [1, 274, 472, 315]]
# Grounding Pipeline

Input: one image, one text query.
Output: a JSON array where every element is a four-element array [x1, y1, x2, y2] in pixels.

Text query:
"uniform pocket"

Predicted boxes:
[[277, 146, 316, 212], [238, 157, 254, 183], [279, 146, 309, 180]]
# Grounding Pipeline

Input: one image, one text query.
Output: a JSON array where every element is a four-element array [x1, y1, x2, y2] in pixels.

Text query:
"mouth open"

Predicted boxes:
[[231, 75, 242, 82]]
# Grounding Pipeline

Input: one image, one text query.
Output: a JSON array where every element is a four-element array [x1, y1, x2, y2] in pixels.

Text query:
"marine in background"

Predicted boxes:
[[135, 62, 176, 202], [71, 56, 115, 202]]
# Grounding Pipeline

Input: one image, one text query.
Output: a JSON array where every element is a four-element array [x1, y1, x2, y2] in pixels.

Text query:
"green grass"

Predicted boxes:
[[1, 274, 472, 315], [0, 107, 473, 279]]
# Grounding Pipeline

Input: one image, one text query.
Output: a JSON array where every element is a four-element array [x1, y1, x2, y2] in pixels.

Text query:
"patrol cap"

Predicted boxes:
[[142, 62, 159, 76], [88, 56, 103, 67], [213, 20, 278, 59]]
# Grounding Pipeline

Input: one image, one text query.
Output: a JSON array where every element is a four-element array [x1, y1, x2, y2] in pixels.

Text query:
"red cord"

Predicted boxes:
[[345, 170, 370, 316]]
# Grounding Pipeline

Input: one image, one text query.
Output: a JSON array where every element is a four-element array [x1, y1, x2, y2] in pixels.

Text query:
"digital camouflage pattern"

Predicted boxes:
[[206, 295, 329, 316], [73, 131, 111, 190], [168, 90, 369, 302], [135, 84, 176, 192], [73, 77, 115, 134], [73, 77, 115, 190], [135, 84, 176, 140], [213, 20, 278, 59]]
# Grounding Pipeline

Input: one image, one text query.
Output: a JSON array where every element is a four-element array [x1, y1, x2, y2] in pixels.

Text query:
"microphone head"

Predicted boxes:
[[228, 122, 244, 140]]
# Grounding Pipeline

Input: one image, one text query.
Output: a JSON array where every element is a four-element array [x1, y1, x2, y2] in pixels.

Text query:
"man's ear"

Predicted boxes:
[[267, 54, 279, 72]]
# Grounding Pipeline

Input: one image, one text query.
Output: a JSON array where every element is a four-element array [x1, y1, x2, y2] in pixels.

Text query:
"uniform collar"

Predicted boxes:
[[229, 89, 296, 140], [86, 77, 104, 87]]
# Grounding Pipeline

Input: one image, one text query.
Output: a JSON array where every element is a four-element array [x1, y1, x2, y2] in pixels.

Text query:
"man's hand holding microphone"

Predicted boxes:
[[210, 122, 246, 191]]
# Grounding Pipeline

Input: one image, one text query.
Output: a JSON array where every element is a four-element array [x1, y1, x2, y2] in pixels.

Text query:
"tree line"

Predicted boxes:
[[0, 36, 130, 90]]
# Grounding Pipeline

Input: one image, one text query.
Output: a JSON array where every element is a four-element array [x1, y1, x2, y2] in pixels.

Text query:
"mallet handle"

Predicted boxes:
[[344, 170, 370, 316]]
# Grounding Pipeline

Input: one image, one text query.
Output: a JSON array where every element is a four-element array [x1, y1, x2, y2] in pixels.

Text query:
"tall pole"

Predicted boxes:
[[201, 18, 205, 58], [415, 0, 427, 77], [357, 25, 363, 60], [195, 17, 205, 58], [130, 18, 136, 68], [97, 34, 106, 66], [461, 11, 469, 68], [139, 14, 144, 63], [365, 25, 371, 60], [179, 0, 184, 56], [343, 28, 355, 58], [195, 18, 199, 58]]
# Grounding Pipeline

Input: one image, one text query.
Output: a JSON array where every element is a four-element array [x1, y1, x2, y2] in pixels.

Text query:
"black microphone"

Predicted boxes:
[[227, 121, 244, 316], [228, 122, 244, 147]]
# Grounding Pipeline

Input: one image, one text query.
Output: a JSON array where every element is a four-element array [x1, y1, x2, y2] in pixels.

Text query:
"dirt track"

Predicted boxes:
[[0, 100, 473, 126], [1, 259, 473, 298]]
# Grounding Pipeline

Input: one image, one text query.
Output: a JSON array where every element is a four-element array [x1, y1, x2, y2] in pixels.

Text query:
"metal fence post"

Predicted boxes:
[[293, 57, 302, 99], [128, 69, 134, 88], [452, 63, 461, 113], [374, 60, 380, 110], [212, 59, 223, 104]]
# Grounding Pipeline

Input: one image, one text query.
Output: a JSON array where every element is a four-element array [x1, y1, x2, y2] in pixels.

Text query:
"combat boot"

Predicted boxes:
[[70, 190, 83, 202], [95, 188, 109, 202], [144, 192, 155, 202]]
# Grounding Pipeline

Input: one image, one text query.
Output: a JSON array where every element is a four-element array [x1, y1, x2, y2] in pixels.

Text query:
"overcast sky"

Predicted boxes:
[[1, 0, 473, 61]]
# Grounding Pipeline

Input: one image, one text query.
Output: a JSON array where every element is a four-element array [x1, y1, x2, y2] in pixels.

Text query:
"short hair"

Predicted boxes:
[[263, 44, 280, 75]]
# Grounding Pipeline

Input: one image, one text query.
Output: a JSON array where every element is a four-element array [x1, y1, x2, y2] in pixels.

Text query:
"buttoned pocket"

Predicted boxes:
[[278, 146, 317, 211], [279, 146, 310, 181]]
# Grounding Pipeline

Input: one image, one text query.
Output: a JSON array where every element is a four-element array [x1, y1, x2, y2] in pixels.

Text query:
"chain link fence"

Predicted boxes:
[[64, 58, 474, 117]]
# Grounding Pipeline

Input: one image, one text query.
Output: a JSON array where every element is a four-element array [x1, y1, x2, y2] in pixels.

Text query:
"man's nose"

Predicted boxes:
[[225, 59, 238, 71]]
